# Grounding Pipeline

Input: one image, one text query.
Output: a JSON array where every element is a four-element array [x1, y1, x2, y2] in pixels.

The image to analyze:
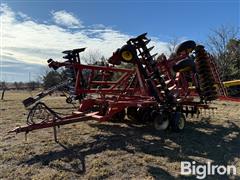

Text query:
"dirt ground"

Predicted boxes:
[[0, 91, 239, 179]]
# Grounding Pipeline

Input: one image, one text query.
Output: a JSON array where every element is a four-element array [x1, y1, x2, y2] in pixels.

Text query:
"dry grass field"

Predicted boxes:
[[0, 91, 240, 179]]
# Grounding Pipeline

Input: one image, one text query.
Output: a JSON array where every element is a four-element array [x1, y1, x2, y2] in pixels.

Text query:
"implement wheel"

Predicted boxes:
[[126, 107, 139, 121], [119, 44, 137, 63], [153, 112, 170, 131], [66, 97, 73, 104], [170, 112, 186, 132], [110, 110, 125, 123], [138, 107, 153, 123]]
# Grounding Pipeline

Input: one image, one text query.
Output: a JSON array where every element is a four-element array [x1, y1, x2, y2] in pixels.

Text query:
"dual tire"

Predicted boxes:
[[154, 111, 186, 132], [127, 107, 186, 132]]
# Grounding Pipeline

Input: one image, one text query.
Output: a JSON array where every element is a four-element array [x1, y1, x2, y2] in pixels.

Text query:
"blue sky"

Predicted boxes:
[[1, 1, 239, 82]]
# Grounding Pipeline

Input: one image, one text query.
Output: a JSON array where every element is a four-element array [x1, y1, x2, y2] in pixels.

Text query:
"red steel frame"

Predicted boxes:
[[9, 63, 158, 134], [73, 63, 158, 121], [9, 58, 216, 134]]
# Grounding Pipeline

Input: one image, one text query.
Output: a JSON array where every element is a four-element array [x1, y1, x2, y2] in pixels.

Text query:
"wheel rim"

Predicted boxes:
[[178, 115, 185, 130], [66, 97, 72, 103], [121, 51, 133, 61]]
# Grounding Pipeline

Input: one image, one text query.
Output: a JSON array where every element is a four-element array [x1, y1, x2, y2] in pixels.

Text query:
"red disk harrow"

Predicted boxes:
[[9, 33, 239, 140]]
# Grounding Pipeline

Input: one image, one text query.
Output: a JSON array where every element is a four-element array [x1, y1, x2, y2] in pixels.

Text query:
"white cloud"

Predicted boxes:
[[0, 3, 15, 23], [0, 3, 170, 81], [51, 10, 83, 28], [17, 12, 31, 21]]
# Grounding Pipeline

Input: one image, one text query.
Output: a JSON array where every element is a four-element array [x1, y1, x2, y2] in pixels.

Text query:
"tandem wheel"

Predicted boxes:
[[153, 112, 170, 131], [170, 112, 186, 132]]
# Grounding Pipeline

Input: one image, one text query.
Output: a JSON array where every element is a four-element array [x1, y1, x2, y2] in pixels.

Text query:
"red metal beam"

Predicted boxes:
[[9, 112, 102, 134], [74, 64, 134, 73]]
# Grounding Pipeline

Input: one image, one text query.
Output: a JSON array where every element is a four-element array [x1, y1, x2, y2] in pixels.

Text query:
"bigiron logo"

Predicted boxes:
[[181, 161, 237, 179]]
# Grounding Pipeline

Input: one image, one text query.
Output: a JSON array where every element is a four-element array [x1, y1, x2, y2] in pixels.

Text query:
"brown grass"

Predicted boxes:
[[0, 90, 239, 179]]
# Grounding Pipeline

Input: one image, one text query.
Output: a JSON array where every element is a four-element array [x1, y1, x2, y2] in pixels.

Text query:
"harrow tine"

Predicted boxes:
[[190, 107, 194, 117], [148, 46, 155, 52], [200, 108, 203, 117], [185, 106, 189, 117], [212, 108, 215, 116], [197, 109, 200, 118], [137, 32, 148, 40], [144, 39, 151, 45], [139, 46, 155, 56], [180, 106, 184, 113], [62, 50, 72, 54], [151, 53, 158, 59]]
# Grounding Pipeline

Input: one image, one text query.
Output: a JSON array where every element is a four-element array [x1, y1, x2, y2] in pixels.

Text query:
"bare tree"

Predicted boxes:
[[167, 36, 182, 59], [207, 25, 239, 55], [168, 37, 181, 54], [81, 49, 103, 65], [206, 25, 239, 80]]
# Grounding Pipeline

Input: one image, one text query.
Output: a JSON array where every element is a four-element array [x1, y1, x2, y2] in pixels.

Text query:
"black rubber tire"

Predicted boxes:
[[110, 110, 125, 123], [170, 112, 186, 132], [139, 108, 153, 123], [126, 107, 139, 121], [153, 112, 170, 131], [66, 97, 73, 104], [135, 108, 145, 123], [173, 57, 196, 72]]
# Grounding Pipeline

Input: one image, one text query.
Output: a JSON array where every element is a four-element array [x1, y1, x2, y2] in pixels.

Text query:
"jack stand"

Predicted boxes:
[[53, 117, 58, 143]]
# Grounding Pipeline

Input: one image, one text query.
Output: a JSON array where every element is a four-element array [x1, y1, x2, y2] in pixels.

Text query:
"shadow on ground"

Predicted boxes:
[[21, 119, 240, 179]]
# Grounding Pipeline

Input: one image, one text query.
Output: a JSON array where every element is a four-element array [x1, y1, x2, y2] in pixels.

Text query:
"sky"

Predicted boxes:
[[1, 0, 239, 82]]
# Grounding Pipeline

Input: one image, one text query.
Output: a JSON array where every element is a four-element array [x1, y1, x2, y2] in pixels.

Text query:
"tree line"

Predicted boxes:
[[0, 81, 41, 91], [207, 25, 240, 81]]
